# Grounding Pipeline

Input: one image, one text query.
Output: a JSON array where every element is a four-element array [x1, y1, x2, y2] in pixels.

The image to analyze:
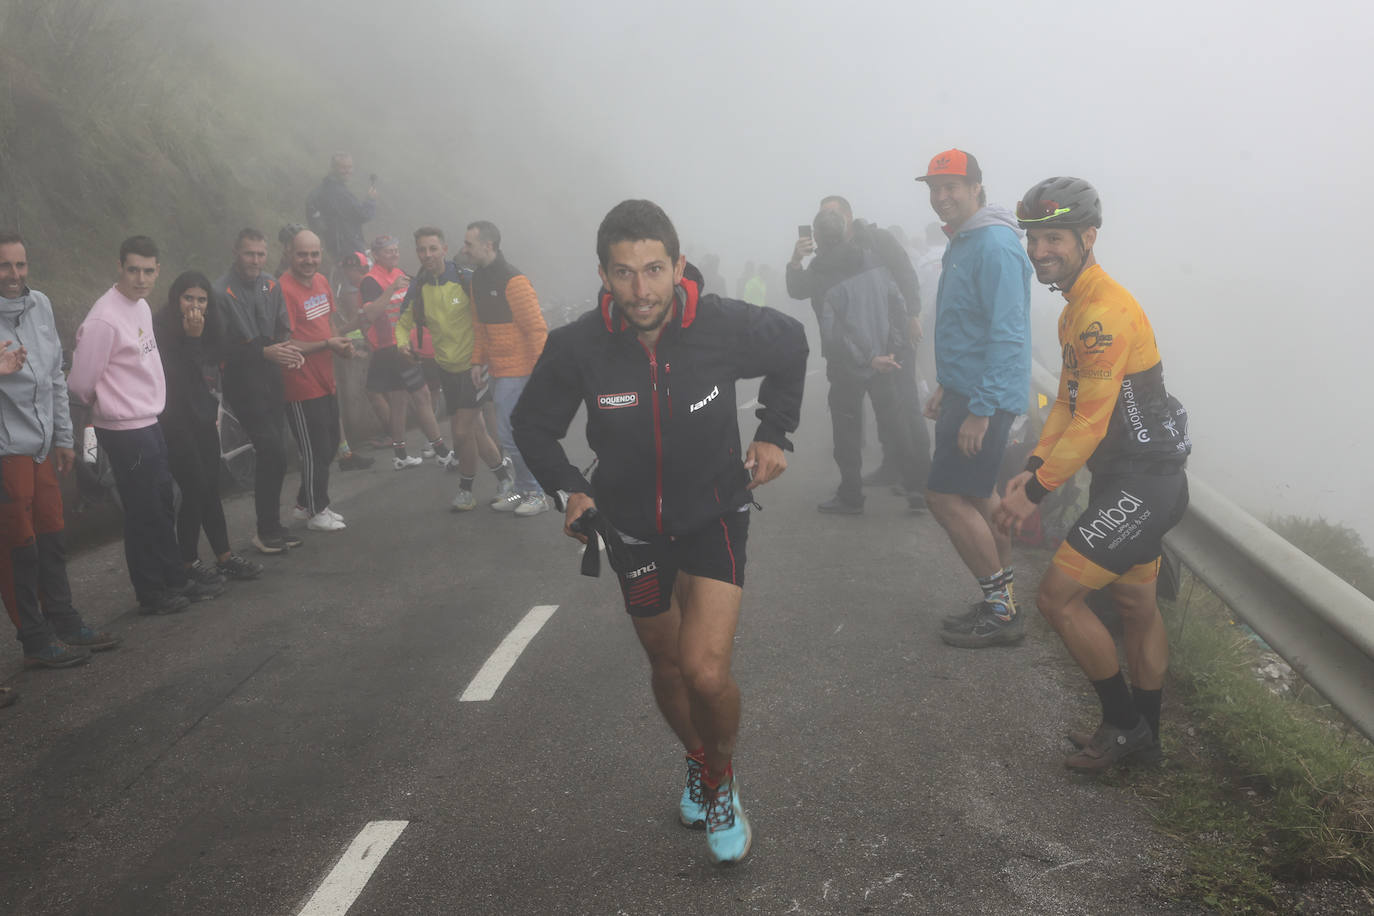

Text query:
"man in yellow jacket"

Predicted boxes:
[[395, 227, 511, 512]]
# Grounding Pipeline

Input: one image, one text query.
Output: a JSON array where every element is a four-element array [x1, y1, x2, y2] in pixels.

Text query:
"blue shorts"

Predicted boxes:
[[926, 389, 1016, 499]]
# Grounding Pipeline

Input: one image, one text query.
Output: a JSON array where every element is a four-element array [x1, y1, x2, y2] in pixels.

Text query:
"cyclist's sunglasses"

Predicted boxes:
[[1016, 200, 1073, 223]]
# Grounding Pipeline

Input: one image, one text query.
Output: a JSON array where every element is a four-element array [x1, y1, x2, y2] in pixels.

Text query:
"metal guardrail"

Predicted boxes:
[[1030, 360, 1374, 741]]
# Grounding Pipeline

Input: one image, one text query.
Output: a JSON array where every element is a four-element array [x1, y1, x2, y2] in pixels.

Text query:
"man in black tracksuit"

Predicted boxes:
[[512, 200, 806, 866], [216, 229, 305, 554]]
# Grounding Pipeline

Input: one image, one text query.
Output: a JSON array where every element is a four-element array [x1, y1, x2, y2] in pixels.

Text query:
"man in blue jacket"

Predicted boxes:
[[915, 150, 1032, 648], [0, 232, 122, 669]]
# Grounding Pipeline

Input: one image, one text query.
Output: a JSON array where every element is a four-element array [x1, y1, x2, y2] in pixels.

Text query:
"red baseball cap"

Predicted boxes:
[[915, 149, 983, 183]]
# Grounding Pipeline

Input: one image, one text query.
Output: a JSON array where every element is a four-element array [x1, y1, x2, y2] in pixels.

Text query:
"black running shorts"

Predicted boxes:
[[437, 366, 491, 415], [1053, 471, 1189, 589], [612, 509, 749, 617], [365, 347, 427, 394]]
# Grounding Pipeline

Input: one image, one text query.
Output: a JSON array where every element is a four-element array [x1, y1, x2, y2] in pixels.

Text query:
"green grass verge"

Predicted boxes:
[[1148, 573, 1374, 910]]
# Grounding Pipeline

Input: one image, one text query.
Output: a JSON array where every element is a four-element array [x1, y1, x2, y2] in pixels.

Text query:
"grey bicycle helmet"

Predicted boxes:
[[1016, 177, 1102, 230]]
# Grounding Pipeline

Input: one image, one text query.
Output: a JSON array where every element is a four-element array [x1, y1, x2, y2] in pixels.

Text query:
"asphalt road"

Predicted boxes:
[[0, 364, 1199, 915]]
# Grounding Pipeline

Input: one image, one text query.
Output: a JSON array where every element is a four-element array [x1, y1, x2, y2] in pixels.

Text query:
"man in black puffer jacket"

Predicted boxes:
[[513, 200, 806, 867]]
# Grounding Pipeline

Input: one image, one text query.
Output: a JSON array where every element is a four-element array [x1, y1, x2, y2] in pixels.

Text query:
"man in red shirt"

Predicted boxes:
[[271, 230, 356, 532]]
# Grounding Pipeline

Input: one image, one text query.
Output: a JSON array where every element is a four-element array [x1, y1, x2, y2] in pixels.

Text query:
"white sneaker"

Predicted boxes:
[[322, 507, 344, 524], [307, 511, 346, 531], [450, 489, 477, 512], [514, 493, 549, 517], [422, 446, 436, 459], [393, 455, 423, 470], [289, 505, 311, 524], [490, 490, 523, 512], [437, 451, 460, 470]]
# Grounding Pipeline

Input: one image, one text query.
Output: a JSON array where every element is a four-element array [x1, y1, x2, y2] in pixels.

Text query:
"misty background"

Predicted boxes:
[[2, 0, 1370, 543]]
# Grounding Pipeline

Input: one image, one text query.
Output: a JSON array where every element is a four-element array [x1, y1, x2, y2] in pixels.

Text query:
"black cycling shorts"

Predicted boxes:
[[1054, 471, 1189, 588], [365, 347, 427, 394], [437, 366, 491, 415], [612, 509, 749, 617]]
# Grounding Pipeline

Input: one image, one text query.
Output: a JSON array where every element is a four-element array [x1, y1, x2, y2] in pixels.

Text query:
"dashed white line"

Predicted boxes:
[[459, 604, 559, 701], [297, 820, 407, 916]]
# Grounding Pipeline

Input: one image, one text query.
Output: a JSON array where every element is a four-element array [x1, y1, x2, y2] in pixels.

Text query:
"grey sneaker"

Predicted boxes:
[[1065, 717, 1156, 770], [56, 626, 122, 652], [491, 489, 523, 512], [24, 641, 91, 669], [450, 489, 477, 512], [176, 578, 225, 603], [189, 560, 226, 587], [514, 494, 549, 517], [817, 495, 864, 515], [939, 604, 1024, 648], [941, 601, 985, 632], [140, 591, 192, 615]]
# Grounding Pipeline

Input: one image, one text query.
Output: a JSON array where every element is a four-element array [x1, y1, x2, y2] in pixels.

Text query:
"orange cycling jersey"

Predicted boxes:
[[1026, 264, 1188, 502]]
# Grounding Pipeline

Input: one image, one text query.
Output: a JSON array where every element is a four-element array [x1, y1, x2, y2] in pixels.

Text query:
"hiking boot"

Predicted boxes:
[[217, 554, 263, 581], [1065, 717, 1156, 771], [338, 451, 375, 471], [450, 489, 477, 512], [24, 641, 90, 669], [252, 530, 303, 554], [862, 466, 899, 487], [704, 775, 753, 865], [941, 601, 985, 632], [56, 626, 121, 652], [188, 560, 226, 587], [817, 495, 864, 515], [514, 494, 549, 517], [491, 489, 523, 512], [680, 755, 707, 829], [140, 591, 192, 615], [393, 455, 423, 470], [176, 577, 224, 603], [939, 604, 1024, 648], [1068, 723, 1163, 767]]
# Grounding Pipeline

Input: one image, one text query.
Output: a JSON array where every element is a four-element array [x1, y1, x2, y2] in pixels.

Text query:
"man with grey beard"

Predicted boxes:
[[0, 232, 122, 668]]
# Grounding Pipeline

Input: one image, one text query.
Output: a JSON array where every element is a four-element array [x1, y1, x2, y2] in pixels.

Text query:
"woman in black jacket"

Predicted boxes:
[[154, 271, 262, 583]]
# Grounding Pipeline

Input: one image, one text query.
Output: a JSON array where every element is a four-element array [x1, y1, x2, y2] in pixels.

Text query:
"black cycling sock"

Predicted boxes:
[[1092, 671, 1139, 730], [431, 438, 451, 459], [491, 459, 511, 482], [1132, 686, 1162, 741], [393, 441, 408, 459], [459, 475, 475, 492]]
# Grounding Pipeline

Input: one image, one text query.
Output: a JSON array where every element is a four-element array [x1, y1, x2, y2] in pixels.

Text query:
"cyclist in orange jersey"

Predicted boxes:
[[995, 177, 1191, 771]]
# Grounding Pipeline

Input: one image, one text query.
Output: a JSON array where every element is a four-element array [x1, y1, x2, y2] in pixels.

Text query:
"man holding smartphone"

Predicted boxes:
[[786, 195, 928, 513]]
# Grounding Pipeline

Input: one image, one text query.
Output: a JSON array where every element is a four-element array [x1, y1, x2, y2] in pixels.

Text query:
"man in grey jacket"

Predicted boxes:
[[0, 232, 121, 669], [808, 209, 923, 513]]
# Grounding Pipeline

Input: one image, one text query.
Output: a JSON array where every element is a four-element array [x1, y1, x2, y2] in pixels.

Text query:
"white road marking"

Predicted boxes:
[[297, 820, 407, 916], [459, 605, 559, 701]]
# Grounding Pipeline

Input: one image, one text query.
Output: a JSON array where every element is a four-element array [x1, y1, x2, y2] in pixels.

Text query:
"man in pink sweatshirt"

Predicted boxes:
[[68, 236, 222, 614]]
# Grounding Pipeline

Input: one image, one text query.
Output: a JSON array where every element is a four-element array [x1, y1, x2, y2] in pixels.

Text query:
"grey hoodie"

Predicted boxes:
[[0, 287, 74, 460]]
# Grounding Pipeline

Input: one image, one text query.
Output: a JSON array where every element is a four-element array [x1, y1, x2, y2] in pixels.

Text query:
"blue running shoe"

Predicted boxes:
[[704, 775, 752, 865], [679, 755, 706, 829]]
